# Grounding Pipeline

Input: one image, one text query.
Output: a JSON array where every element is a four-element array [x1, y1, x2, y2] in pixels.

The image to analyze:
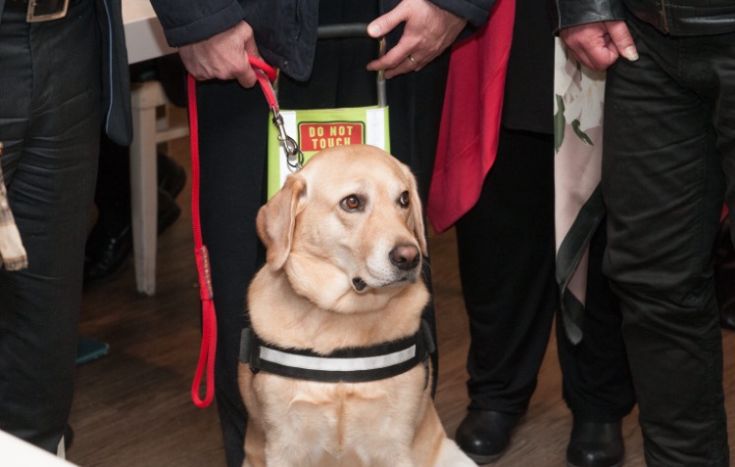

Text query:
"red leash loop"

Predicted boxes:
[[188, 56, 279, 409], [188, 73, 217, 409]]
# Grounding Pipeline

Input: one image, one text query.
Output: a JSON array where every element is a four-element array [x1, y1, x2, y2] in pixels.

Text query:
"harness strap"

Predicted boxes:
[[240, 320, 435, 384]]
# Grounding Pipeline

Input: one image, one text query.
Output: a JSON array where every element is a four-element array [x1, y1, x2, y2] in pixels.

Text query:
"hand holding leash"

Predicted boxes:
[[179, 22, 261, 88]]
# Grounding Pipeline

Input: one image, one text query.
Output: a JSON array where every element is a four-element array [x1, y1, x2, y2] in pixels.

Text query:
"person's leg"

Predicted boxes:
[[716, 35, 735, 302], [558, 223, 635, 421], [94, 135, 131, 233], [453, 128, 557, 462], [602, 15, 730, 467], [84, 134, 184, 284], [713, 217, 735, 329], [86, 57, 188, 284], [557, 222, 635, 467], [456, 128, 556, 413], [195, 79, 269, 467], [0, 0, 101, 452]]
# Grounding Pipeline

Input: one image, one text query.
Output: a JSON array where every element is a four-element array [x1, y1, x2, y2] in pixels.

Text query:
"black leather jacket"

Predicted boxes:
[[555, 0, 735, 36], [151, 0, 494, 82]]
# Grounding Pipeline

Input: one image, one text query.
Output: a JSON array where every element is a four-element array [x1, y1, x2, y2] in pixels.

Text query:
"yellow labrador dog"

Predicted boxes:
[[238, 145, 474, 466]]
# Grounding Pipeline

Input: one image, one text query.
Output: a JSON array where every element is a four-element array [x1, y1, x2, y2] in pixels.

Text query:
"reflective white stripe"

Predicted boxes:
[[258, 345, 417, 372]]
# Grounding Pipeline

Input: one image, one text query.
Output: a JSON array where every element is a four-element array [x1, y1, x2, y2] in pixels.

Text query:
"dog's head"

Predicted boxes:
[[256, 145, 427, 313]]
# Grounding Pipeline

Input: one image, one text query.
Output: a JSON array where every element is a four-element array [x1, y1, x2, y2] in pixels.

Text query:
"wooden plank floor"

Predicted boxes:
[[68, 139, 735, 466]]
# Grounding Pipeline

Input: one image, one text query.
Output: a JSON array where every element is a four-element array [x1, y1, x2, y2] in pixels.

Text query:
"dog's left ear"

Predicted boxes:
[[402, 164, 428, 256], [256, 175, 306, 270]]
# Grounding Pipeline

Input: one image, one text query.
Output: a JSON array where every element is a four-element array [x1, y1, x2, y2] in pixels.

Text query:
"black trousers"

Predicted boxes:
[[0, 0, 101, 453], [193, 3, 448, 465], [602, 13, 735, 467], [455, 128, 635, 421]]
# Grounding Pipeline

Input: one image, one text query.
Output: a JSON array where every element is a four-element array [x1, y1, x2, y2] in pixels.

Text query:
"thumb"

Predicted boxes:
[[236, 46, 258, 88], [367, 3, 407, 37], [244, 38, 260, 59], [605, 21, 638, 61], [238, 24, 260, 88]]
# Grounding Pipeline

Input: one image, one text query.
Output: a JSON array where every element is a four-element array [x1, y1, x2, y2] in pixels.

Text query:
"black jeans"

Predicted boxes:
[[603, 13, 735, 467], [0, 0, 101, 453], [455, 128, 635, 421]]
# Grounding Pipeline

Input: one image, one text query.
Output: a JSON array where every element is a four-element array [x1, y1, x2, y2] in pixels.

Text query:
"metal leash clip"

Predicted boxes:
[[271, 107, 304, 172], [248, 56, 305, 172]]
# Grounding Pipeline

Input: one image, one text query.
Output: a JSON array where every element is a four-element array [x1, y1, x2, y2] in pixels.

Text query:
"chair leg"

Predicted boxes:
[[130, 83, 159, 296]]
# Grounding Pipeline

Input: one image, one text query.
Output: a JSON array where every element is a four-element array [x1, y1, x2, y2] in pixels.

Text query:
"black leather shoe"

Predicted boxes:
[[84, 220, 132, 284], [455, 410, 520, 464], [566, 420, 624, 467], [84, 189, 181, 284]]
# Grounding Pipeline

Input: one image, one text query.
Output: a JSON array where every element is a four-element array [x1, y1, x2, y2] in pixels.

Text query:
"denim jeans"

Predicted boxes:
[[602, 12, 735, 467]]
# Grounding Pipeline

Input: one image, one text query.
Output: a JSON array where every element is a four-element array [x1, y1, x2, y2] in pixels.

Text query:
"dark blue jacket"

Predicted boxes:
[[150, 0, 494, 81]]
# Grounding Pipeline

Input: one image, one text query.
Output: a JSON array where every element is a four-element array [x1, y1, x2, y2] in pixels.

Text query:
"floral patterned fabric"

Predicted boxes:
[[553, 39, 606, 343]]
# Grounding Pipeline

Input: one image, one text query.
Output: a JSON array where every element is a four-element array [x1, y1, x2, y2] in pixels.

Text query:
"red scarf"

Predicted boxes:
[[428, 0, 515, 233]]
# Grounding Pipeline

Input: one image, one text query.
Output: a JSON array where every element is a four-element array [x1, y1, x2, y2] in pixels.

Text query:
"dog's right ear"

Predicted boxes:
[[256, 176, 306, 270]]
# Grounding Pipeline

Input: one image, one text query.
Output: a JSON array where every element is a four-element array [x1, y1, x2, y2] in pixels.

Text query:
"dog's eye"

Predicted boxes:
[[398, 191, 410, 209], [340, 194, 363, 212]]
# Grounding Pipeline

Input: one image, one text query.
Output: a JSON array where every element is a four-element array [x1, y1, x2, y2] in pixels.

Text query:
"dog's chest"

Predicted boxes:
[[254, 365, 426, 455]]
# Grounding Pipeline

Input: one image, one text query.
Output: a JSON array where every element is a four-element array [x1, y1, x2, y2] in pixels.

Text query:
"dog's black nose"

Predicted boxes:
[[389, 244, 420, 271]]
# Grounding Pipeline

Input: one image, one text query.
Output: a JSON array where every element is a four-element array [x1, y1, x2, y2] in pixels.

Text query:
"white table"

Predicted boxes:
[[123, 0, 187, 295], [122, 0, 175, 65], [0, 430, 77, 467]]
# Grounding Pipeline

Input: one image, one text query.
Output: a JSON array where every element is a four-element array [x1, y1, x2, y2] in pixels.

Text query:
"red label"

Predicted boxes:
[[299, 122, 364, 151]]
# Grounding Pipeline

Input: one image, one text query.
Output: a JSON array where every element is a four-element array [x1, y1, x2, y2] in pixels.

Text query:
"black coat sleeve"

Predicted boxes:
[[553, 0, 626, 32], [427, 0, 496, 27], [149, 0, 245, 46]]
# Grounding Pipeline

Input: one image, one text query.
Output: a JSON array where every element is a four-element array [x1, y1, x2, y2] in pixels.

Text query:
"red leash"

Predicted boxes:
[[188, 57, 279, 408]]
